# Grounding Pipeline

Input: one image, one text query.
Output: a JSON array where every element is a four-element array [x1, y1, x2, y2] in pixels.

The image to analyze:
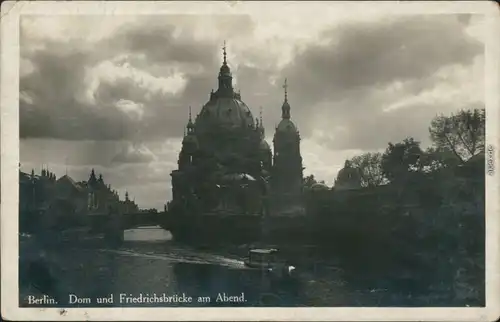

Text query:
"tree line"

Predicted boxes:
[[351, 108, 485, 187], [303, 108, 486, 189]]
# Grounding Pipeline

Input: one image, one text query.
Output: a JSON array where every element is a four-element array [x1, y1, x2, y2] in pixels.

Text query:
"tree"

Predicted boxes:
[[429, 108, 485, 164], [303, 175, 317, 189], [303, 174, 324, 189], [381, 137, 425, 183], [420, 146, 462, 173], [349, 152, 385, 187]]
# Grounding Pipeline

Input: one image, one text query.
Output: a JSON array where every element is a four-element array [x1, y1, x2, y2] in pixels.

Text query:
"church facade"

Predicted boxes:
[[169, 45, 303, 225]]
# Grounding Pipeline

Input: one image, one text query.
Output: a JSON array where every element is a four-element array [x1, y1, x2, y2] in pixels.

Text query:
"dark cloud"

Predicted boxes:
[[288, 15, 480, 93], [20, 14, 482, 144], [111, 143, 157, 164], [281, 15, 483, 137], [113, 24, 215, 65], [19, 15, 244, 141], [457, 14, 473, 26], [317, 99, 486, 151], [21, 139, 124, 167], [111, 15, 255, 64], [19, 35, 132, 140], [20, 138, 180, 168]]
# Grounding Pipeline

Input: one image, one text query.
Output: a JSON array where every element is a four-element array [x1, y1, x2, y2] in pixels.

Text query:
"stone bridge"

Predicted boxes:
[[119, 211, 165, 230], [87, 211, 171, 234]]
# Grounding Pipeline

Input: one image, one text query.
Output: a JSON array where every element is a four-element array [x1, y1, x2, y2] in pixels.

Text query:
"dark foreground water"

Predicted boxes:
[[19, 227, 478, 307]]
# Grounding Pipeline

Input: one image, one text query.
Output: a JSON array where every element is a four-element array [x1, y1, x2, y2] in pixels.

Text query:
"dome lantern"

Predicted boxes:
[[281, 78, 291, 120], [258, 106, 265, 138], [186, 106, 195, 134], [217, 40, 233, 97], [275, 78, 298, 135], [195, 41, 255, 131]]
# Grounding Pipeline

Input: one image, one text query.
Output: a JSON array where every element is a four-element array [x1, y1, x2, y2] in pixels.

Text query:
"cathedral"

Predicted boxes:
[[169, 44, 303, 218]]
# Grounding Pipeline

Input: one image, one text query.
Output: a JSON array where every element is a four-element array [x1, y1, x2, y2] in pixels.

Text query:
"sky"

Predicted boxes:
[[19, 7, 486, 209]]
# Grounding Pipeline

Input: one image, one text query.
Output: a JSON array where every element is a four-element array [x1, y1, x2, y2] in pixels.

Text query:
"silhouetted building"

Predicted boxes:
[[19, 166, 57, 216], [271, 78, 304, 207], [19, 167, 136, 232], [85, 169, 121, 213], [334, 160, 362, 191], [310, 182, 330, 192], [169, 44, 303, 218], [121, 191, 139, 214]]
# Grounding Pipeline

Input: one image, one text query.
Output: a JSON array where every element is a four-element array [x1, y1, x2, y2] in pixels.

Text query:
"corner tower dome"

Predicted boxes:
[[275, 78, 298, 134], [182, 106, 198, 149], [195, 42, 255, 131]]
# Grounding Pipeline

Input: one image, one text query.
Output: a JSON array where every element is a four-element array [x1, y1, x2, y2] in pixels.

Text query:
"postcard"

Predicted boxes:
[[1, 1, 499, 321]]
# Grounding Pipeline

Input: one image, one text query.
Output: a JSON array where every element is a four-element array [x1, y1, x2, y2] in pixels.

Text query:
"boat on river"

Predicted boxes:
[[243, 248, 296, 279]]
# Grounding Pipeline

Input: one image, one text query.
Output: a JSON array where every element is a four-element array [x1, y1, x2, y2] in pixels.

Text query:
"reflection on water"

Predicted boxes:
[[123, 226, 172, 242], [171, 262, 303, 306], [20, 226, 306, 307], [98, 248, 246, 268], [19, 226, 462, 307]]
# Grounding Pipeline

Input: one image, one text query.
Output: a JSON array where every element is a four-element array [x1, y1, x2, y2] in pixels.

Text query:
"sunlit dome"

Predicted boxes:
[[311, 182, 330, 191], [197, 97, 255, 130]]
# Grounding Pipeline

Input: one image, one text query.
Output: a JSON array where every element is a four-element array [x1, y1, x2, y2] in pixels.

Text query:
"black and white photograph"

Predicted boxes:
[[1, 1, 499, 321]]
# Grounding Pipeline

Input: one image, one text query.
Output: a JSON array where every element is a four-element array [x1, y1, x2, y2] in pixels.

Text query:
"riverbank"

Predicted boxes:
[[185, 238, 483, 307], [19, 224, 483, 307]]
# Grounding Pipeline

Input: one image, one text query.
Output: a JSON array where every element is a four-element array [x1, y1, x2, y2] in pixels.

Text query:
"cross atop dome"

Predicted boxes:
[[283, 78, 288, 102], [281, 78, 291, 119], [217, 40, 233, 96], [223, 40, 227, 65], [187, 106, 195, 133]]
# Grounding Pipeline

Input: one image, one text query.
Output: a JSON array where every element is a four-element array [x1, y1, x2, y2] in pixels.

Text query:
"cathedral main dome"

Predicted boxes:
[[195, 44, 255, 131], [196, 96, 255, 130]]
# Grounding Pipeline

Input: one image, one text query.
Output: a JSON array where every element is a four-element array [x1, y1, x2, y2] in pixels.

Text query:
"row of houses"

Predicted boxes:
[[19, 167, 139, 231]]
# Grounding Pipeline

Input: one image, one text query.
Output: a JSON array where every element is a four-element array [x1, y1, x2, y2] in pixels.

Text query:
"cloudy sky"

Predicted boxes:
[[19, 6, 486, 209]]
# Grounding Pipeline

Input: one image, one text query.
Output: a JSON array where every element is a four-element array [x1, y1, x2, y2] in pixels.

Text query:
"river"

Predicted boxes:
[[19, 226, 462, 307]]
